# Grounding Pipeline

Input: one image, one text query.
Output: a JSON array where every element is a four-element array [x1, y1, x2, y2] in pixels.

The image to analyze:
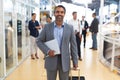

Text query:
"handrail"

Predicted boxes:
[[99, 31, 120, 72], [100, 32, 120, 44]]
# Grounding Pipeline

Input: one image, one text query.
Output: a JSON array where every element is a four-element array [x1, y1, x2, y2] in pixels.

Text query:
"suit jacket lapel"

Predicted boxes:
[[62, 23, 67, 43], [49, 22, 54, 39]]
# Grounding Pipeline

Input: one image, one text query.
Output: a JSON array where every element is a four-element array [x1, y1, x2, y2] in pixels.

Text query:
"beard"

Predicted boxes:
[[56, 15, 64, 22]]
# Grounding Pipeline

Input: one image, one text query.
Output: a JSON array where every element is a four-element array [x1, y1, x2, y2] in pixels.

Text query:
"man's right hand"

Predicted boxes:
[[48, 50, 55, 57]]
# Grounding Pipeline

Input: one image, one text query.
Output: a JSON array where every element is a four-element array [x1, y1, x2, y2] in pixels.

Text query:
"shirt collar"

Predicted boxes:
[[54, 21, 64, 28]]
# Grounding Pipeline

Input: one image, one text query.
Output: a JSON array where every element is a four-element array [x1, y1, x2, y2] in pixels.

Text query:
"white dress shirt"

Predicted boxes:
[[80, 20, 85, 29], [68, 19, 82, 35]]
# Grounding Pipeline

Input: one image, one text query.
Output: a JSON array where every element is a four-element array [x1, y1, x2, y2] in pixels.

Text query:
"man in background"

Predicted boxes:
[[80, 16, 89, 48], [68, 12, 82, 61], [46, 16, 52, 23], [28, 13, 41, 59], [89, 13, 99, 50]]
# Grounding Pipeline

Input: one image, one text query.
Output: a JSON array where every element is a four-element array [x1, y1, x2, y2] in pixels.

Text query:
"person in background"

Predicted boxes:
[[89, 13, 99, 50], [46, 16, 52, 23], [28, 13, 41, 59], [41, 15, 47, 28], [36, 5, 78, 80], [68, 12, 82, 61], [43, 16, 52, 60], [80, 16, 89, 48], [39, 15, 47, 34]]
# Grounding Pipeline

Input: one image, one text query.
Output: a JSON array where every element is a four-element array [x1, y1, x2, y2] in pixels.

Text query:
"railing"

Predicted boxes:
[[99, 31, 120, 74]]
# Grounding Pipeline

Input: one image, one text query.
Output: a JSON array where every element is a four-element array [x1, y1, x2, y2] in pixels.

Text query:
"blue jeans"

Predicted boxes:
[[92, 33, 97, 49]]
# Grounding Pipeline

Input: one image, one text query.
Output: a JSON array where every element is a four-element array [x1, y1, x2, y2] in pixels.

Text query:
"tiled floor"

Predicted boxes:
[[5, 34, 120, 80]]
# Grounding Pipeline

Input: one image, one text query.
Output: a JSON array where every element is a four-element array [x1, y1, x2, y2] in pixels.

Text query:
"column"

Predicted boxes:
[[12, 0, 18, 65], [118, 0, 120, 22], [50, 0, 52, 17], [0, 0, 6, 78], [99, 0, 104, 60], [99, 0, 104, 26]]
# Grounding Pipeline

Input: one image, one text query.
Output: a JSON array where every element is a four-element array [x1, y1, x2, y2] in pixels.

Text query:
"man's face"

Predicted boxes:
[[32, 14, 36, 20], [92, 14, 95, 18], [46, 18, 51, 23], [54, 7, 65, 22], [82, 16, 85, 20], [73, 13, 77, 20]]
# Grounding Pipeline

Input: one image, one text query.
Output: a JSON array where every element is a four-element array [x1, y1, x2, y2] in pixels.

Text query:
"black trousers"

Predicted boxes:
[[82, 30, 87, 47], [76, 33, 81, 58]]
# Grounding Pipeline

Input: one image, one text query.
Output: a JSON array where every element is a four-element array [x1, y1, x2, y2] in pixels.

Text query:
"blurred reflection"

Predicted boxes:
[[24, 6, 31, 56], [17, 14, 22, 61], [25, 6, 30, 46], [25, 17, 30, 46], [5, 12, 14, 72]]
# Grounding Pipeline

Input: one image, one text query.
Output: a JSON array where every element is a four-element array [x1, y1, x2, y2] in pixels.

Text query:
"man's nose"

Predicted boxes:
[[58, 12, 63, 15]]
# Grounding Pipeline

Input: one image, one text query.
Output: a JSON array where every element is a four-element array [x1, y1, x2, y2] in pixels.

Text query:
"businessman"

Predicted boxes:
[[89, 13, 99, 50], [80, 16, 89, 48], [36, 5, 78, 80]]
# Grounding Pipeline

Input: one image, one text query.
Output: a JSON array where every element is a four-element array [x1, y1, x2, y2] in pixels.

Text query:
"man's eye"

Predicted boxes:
[[61, 11, 64, 13], [56, 11, 64, 13], [56, 11, 59, 13]]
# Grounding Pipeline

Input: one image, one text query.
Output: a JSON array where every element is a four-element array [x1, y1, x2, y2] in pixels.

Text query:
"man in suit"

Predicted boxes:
[[80, 16, 89, 48], [36, 5, 78, 80], [89, 13, 99, 50]]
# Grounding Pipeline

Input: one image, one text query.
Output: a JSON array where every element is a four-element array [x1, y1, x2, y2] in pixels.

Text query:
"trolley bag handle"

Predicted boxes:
[[70, 67, 80, 80]]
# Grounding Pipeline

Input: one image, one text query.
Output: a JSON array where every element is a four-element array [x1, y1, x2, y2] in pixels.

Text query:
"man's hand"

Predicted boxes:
[[79, 35, 82, 40], [36, 26, 41, 30], [48, 50, 55, 57], [73, 64, 78, 70]]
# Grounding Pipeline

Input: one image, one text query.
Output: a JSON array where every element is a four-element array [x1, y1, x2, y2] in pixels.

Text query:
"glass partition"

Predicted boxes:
[[16, 2, 23, 62], [0, 0, 40, 79], [17, 14, 22, 61], [16, 3, 31, 61], [4, 0, 14, 72], [100, 12, 120, 73], [24, 6, 31, 56]]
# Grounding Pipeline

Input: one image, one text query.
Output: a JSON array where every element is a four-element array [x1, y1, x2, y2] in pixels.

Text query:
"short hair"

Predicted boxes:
[[92, 13, 96, 16], [82, 16, 85, 18], [72, 11, 77, 15], [48, 16, 52, 20], [54, 5, 66, 13], [32, 13, 36, 16]]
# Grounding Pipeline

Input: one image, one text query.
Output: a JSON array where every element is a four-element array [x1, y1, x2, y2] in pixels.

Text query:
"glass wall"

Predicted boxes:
[[99, 0, 120, 74], [16, 2, 24, 62], [0, 0, 40, 79], [4, 0, 14, 73], [24, 5, 31, 57]]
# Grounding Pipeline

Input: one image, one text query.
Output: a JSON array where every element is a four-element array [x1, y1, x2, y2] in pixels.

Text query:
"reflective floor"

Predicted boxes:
[[5, 33, 120, 80]]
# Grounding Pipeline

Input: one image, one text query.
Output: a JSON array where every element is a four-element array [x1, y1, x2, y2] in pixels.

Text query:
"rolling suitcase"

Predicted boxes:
[[69, 68, 85, 80]]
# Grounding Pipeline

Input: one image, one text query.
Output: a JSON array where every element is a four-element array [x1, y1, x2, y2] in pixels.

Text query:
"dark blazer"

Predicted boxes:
[[28, 20, 39, 37], [80, 20, 89, 34], [89, 18, 99, 33], [36, 22, 78, 72]]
